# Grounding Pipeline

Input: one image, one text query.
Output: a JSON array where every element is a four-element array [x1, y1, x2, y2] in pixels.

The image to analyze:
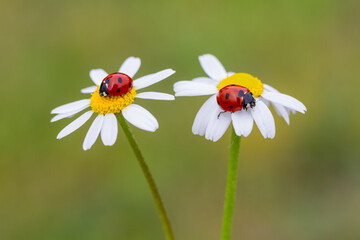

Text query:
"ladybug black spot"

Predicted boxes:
[[105, 78, 110, 84], [129, 83, 131, 87], [230, 106, 233, 109], [118, 77, 122, 83], [225, 93, 230, 99], [117, 88, 120, 93], [217, 100, 220, 105], [238, 90, 244, 97]]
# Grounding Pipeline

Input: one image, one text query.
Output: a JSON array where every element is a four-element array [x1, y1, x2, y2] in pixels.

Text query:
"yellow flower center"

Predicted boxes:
[[217, 73, 264, 98], [90, 86, 136, 115]]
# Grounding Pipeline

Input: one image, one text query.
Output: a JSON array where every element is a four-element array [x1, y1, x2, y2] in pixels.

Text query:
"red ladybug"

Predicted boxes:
[[99, 72, 133, 97], [216, 85, 256, 112]]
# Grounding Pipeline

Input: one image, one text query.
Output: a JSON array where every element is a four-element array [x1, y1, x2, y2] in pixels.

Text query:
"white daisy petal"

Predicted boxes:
[[231, 111, 254, 137], [204, 106, 222, 140], [132, 74, 153, 87], [118, 57, 141, 78], [90, 69, 108, 85], [251, 101, 275, 139], [262, 84, 297, 124], [136, 92, 175, 100], [81, 86, 97, 94], [51, 104, 90, 122], [261, 91, 306, 113], [261, 98, 270, 107], [263, 83, 279, 93], [205, 108, 231, 142], [227, 72, 236, 77], [199, 54, 228, 80], [57, 111, 93, 139], [174, 81, 218, 96], [83, 114, 104, 151], [122, 104, 159, 132], [192, 77, 218, 85], [51, 99, 90, 114], [100, 113, 118, 146], [192, 95, 218, 136], [51, 112, 76, 123], [133, 69, 175, 90], [272, 103, 290, 125]]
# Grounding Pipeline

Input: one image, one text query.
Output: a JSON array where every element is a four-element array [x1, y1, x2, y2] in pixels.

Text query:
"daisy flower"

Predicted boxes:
[[174, 54, 306, 141], [51, 56, 175, 150]]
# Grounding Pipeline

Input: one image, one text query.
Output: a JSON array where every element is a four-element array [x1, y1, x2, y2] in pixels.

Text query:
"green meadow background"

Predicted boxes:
[[1, 0, 359, 239]]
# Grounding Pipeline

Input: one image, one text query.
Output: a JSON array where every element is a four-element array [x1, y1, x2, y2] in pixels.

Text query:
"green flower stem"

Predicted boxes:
[[221, 129, 241, 240], [116, 113, 175, 240]]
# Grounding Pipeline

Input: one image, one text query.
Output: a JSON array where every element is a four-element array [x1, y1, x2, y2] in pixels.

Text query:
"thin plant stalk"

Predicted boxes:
[[221, 128, 241, 240], [116, 113, 175, 240]]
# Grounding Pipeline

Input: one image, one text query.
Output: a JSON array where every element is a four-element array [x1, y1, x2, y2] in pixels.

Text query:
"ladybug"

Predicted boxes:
[[99, 72, 133, 97], [216, 85, 256, 112]]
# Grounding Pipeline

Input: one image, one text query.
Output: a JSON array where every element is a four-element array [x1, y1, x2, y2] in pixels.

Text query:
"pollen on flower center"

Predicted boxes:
[[90, 86, 136, 115], [217, 73, 263, 98]]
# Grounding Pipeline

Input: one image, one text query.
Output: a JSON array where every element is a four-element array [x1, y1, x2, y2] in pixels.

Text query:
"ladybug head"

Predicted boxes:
[[242, 92, 256, 109], [99, 78, 110, 97]]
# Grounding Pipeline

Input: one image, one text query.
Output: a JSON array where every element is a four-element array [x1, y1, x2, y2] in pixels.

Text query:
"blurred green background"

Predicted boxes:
[[1, 0, 359, 239]]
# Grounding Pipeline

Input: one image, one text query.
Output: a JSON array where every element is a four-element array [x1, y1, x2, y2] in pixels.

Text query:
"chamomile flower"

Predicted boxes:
[[174, 54, 306, 141], [51, 57, 175, 150]]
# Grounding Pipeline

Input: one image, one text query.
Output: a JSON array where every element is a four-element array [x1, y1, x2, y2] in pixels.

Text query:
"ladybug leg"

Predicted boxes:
[[217, 111, 227, 119]]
